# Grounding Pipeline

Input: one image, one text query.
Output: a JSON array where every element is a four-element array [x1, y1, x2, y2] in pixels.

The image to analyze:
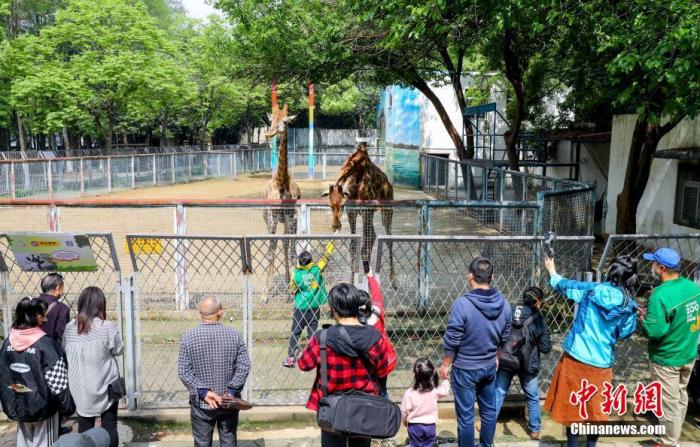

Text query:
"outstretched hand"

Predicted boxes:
[[438, 364, 451, 380], [543, 256, 556, 275]]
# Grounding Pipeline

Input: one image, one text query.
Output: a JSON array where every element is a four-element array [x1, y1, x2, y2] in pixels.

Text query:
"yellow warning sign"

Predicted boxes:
[[127, 237, 163, 254]]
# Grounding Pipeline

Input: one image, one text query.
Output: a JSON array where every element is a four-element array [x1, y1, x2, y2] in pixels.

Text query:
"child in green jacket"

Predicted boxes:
[[283, 241, 335, 368]]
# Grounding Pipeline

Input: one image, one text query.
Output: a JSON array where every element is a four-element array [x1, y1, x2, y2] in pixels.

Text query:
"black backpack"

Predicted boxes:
[[499, 313, 538, 373], [316, 327, 401, 439]]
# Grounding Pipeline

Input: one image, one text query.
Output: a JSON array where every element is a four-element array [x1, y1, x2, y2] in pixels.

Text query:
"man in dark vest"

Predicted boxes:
[[38, 273, 70, 346]]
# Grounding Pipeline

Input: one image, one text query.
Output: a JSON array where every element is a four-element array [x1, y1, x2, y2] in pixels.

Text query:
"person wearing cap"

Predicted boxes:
[[641, 248, 700, 447], [53, 428, 110, 447], [283, 241, 335, 368]]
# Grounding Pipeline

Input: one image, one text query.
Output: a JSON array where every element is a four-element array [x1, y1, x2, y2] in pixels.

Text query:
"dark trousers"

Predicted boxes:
[[191, 404, 240, 447], [408, 423, 437, 447], [321, 430, 371, 447], [78, 401, 118, 447], [288, 307, 320, 357]]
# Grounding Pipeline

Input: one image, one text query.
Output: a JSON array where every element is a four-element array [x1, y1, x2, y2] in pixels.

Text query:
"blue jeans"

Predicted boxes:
[[494, 369, 541, 433], [452, 364, 497, 447]]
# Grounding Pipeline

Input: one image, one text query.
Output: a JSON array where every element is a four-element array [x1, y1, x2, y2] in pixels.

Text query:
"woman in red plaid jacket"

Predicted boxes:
[[298, 283, 393, 447]]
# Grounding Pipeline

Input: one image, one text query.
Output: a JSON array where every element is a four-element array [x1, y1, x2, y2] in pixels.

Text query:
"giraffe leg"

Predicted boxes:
[[381, 208, 397, 289], [265, 212, 279, 304], [362, 210, 376, 274]]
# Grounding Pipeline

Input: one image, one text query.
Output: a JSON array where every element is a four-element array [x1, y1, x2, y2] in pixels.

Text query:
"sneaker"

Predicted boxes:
[[529, 431, 540, 440], [282, 356, 296, 368]]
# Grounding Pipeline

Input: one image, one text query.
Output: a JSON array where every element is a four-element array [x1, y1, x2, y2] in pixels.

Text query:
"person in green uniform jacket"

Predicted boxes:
[[641, 247, 700, 447], [283, 241, 335, 368]]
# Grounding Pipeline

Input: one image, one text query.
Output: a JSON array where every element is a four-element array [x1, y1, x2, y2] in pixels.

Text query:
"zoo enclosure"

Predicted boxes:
[[1, 232, 697, 409], [0, 146, 384, 199]]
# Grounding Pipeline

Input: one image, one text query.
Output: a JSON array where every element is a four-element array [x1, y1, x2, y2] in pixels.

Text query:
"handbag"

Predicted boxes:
[[316, 327, 401, 439], [107, 357, 126, 401]]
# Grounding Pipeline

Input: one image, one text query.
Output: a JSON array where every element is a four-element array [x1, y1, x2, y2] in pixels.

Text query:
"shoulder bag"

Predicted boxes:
[[316, 327, 401, 439]]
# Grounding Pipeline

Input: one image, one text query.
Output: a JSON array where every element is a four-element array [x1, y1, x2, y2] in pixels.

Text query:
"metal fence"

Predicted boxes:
[[1, 231, 697, 408], [422, 155, 595, 235]]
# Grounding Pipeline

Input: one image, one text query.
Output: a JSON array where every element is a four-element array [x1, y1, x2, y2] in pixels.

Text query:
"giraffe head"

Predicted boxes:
[[321, 183, 349, 231], [265, 104, 297, 139]]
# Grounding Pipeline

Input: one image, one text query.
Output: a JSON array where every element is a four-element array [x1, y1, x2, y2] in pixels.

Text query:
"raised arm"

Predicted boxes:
[[545, 258, 595, 303], [317, 241, 336, 272]]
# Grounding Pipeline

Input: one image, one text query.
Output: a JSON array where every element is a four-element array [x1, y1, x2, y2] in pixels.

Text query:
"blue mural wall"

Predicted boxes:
[[378, 86, 422, 188]]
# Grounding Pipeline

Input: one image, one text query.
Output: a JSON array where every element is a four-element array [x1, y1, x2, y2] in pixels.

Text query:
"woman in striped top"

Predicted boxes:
[[63, 287, 123, 447]]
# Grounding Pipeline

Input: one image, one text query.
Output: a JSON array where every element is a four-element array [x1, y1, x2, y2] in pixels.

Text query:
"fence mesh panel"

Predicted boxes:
[[374, 235, 593, 399], [539, 187, 595, 236], [246, 235, 361, 405], [127, 235, 248, 408]]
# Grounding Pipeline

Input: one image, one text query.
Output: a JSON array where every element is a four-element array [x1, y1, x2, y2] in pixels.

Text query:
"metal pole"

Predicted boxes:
[[152, 154, 157, 185], [123, 275, 138, 410], [454, 161, 459, 201], [9, 162, 15, 199], [242, 271, 253, 402], [322, 153, 327, 180], [229, 153, 234, 177], [1, 272, 12, 338], [47, 160, 53, 198], [174, 205, 189, 310], [79, 159, 85, 196], [130, 156, 136, 189], [48, 204, 60, 231], [233, 153, 237, 180], [171, 154, 176, 183], [107, 157, 112, 193], [188, 153, 192, 179]]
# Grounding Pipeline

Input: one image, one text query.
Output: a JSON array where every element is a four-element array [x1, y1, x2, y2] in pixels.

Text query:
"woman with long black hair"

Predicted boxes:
[[63, 287, 123, 447], [543, 255, 639, 447]]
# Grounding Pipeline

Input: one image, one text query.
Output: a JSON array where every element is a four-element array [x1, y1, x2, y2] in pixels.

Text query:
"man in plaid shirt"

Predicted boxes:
[[178, 296, 250, 447], [298, 283, 392, 447]]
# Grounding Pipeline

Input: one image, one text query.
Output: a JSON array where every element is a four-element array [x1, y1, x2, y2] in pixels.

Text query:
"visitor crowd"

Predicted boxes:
[[0, 246, 699, 447]]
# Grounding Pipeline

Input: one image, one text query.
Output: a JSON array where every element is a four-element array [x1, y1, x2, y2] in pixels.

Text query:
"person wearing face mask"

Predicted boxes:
[[494, 286, 551, 440], [438, 257, 512, 447], [37, 273, 70, 346], [641, 248, 700, 447]]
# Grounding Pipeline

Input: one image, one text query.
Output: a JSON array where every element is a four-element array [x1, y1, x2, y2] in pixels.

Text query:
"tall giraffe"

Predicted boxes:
[[322, 143, 396, 284], [263, 104, 300, 297]]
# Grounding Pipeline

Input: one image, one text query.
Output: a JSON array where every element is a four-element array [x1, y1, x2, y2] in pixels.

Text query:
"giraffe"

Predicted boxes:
[[322, 143, 396, 285], [263, 104, 300, 298]]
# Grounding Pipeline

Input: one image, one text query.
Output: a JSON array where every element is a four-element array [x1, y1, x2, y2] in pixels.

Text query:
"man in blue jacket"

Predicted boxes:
[[439, 257, 511, 447]]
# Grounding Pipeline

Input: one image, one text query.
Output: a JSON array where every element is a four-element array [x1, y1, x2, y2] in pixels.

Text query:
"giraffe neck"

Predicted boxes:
[[275, 129, 289, 193]]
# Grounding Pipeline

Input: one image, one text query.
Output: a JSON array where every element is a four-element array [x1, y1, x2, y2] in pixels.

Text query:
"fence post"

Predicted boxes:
[[79, 159, 85, 196], [242, 269, 253, 402], [204, 153, 209, 177], [322, 153, 327, 180], [107, 157, 112, 193], [481, 168, 488, 202], [48, 204, 60, 231], [1, 271, 11, 338], [9, 162, 15, 198], [174, 204, 189, 310], [233, 153, 237, 180], [188, 153, 193, 179], [444, 158, 449, 200], [123, 275, 138, 410], [152, 154, 157, 185], [171, 154, 176, 183], [419, 204, 431, 314], [47, 160, 53, 199], [498, 171, 505, 232], [454, 161, 459, 201], [229, 153, 234, 178], [130, 156, 136, 189]]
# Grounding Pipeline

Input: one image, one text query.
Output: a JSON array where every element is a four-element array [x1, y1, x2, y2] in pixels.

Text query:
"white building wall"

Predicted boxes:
[[419, 82, 463, 158], [605, 114, 700, 235]]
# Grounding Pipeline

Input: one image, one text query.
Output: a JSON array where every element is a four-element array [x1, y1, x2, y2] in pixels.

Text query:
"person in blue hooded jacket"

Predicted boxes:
[[439, 257, 511, 447], [543, 255, 638, 447]]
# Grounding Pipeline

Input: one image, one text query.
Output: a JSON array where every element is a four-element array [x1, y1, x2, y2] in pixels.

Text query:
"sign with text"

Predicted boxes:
[[8, 233, 98, 272]]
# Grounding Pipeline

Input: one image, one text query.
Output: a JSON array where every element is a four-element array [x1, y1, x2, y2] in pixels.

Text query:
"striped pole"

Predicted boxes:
[[270, 80, 278, 176], [308, 83, 315, 179]]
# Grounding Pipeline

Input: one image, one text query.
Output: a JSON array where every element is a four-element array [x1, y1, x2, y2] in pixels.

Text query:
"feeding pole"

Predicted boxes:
[[308, 83, 315, 179], [270, 80, 278, 176]]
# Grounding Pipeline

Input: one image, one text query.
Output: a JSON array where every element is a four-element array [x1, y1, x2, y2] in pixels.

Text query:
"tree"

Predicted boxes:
[[219, 0, 483, 161], [556, 0, 700, 233], [318, 77, 380, 136]]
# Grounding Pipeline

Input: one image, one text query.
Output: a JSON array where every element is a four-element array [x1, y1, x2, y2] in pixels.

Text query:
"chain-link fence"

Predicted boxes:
[[373, 235, 594, 399]]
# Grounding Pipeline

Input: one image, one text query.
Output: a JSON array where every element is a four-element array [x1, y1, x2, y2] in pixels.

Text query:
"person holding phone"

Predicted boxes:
[[357, 261, 397, 397], [284, 241, 335, 368]]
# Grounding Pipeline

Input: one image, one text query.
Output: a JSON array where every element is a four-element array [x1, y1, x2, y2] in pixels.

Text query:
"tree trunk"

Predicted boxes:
[[615, 118, 679, 233], [16, 112, 27, 151], [122, 133, 128, 146], [503, 29, 523, 172], [106, 127, 113, 151], [0, 126, 9, 151], [62, 126, 71, 153]]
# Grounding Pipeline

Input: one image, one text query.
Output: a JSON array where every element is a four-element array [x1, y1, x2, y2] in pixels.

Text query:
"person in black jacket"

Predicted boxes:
[[494, 287, 551, 440], [0, 297, 75, 447], [37, 273, 70, 346]]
